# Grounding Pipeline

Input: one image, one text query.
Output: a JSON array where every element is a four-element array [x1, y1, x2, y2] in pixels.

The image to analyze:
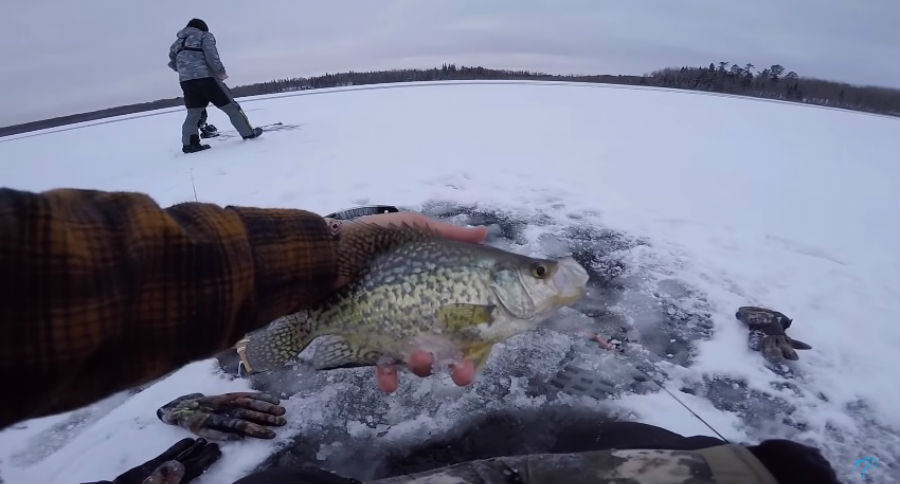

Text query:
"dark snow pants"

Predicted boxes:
[[179, 77, 253, 145], [232, 421, 725, 484]]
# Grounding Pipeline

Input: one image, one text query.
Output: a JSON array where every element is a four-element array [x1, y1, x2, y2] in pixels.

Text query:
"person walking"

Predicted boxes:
[[168, 18, 262, 154]]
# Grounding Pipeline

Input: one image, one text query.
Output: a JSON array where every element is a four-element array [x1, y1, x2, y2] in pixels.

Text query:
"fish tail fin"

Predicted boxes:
[[237, 311, 316, 374]]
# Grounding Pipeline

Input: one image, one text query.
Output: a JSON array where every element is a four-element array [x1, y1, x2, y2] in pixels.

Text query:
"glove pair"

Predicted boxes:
[[736, 306, 812, 361], [89, 392, 287, 484]]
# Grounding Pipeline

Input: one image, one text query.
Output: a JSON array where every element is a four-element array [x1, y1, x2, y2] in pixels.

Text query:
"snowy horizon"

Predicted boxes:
[[0, 81, 898, 484], [3, 64, 898, 133]]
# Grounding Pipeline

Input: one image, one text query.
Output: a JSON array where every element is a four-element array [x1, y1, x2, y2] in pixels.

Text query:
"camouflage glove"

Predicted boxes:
[[157, 392, 287, 441], [86, 437, 221, 484], [736, 306, 812, 362]]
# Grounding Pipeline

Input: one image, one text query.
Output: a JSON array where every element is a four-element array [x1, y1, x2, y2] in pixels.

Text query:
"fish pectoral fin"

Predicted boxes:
[[463, 342, 496, 372], [241, 311, 311, 374], [438, 303, 496, 331], [312, 335, 380, 370]]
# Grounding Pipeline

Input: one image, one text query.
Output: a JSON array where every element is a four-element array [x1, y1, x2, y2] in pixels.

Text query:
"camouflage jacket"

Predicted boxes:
[[167, 26, 226, 81], [369, 445, 778, 484]]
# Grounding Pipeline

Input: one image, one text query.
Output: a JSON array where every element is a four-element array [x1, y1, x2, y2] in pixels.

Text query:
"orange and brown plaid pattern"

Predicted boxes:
[[0, 188, 338, 428]]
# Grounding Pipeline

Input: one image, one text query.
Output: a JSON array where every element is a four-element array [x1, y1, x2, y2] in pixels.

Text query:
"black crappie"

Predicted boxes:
[[237, 222, 589, 377]]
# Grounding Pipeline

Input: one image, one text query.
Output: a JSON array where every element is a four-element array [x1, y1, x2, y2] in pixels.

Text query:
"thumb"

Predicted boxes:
[[141, 461, 185, 484], [780, 341, 799, 360]]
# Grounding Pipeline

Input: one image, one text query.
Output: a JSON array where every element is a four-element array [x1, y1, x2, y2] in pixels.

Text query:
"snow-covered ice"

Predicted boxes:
[[0, 81, 897, 483]]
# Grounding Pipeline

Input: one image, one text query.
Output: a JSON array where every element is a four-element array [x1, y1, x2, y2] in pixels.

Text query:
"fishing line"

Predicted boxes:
[[189, 168, 199, 202], [588, 332, 730, 442], [631, 363, 730, 443]]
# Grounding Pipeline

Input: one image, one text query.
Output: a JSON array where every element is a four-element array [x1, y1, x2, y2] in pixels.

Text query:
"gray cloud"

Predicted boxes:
[[0, 0, 897, 126]]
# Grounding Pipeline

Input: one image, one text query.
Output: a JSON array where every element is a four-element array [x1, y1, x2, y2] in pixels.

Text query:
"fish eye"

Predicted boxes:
[[531, 263, 548, 279]]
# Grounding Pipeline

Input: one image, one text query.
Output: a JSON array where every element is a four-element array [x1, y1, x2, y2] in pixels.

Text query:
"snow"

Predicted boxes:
[[1, 81, 898, 483]]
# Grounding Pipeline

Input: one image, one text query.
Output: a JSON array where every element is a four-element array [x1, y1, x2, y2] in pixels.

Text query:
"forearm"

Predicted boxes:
[[202, 35, 226, 76], [0, 188, 337, 427]]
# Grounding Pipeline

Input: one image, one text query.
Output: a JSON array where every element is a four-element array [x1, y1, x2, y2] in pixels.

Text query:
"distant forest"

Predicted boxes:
[[3, 62, 897, 136]]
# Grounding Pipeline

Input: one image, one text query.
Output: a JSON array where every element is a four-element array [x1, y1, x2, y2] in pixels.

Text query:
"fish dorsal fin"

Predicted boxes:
[[336, 221, 437, 282], [438, 303, 495, 331]]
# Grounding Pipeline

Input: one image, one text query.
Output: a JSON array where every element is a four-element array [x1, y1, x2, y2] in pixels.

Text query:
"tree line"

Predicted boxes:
[[232, 63, 898, 116], [646, 62, 898, 115], [228, 65, 645, 97], [2, 63, 896, 136]]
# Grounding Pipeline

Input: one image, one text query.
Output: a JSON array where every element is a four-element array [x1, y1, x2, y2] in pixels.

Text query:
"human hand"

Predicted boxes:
[[327, 210, 487, 291], [218, 73, 228, 80], [157, 392, 286, 440], [106, 438, 220, 484], [328, 211, 487, 394], [341, 211, 488, 243]]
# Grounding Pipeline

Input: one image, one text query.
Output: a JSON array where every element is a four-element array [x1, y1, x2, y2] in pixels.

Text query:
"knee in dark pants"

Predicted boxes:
[[748, 440, 839, 484], [220, 102, 243, 114]]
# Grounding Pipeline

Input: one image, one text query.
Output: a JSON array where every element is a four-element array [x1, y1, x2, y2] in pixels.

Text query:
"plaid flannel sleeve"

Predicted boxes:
[[0, 188, 337, 428]]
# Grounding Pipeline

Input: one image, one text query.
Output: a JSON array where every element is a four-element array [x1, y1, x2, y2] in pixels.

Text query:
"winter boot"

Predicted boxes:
[[199, 123, 219, 139], [182, 134, 211, 154], [242, 127, 263, 140]]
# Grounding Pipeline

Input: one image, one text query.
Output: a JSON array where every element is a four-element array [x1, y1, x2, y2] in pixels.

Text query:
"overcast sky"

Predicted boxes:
[[1, 0, 897, 126]]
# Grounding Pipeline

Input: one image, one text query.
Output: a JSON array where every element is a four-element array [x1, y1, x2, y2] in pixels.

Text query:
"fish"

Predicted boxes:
[[235, 221, 590, 379]]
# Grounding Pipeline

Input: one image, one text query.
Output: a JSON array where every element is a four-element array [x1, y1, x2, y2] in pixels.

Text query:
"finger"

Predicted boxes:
[[212, 392, 281, 407], [155, 438, 197, 464], [226, 407, 287, 426], [407, 350, 434, 377], [781, 343, 799, 361], [376, 363, 399, 394], [451, 358, 476, 387], [205, 414, 277, 439], [181, 443, 221, 483], [174, 438, 208, 462], [229, 396, 286, 415], [762, 335, 781, 361], [426, 221, 487, 244], [360, 212, 487, 244], [192, 427, 238, 441], [242, 392, 282, 406], [788, 337, 813, 350], [194, 442, 222, 467]]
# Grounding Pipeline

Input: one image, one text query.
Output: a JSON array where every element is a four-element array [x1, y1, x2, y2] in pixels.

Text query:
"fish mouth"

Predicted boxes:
[[551, 257, 589, 305]]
